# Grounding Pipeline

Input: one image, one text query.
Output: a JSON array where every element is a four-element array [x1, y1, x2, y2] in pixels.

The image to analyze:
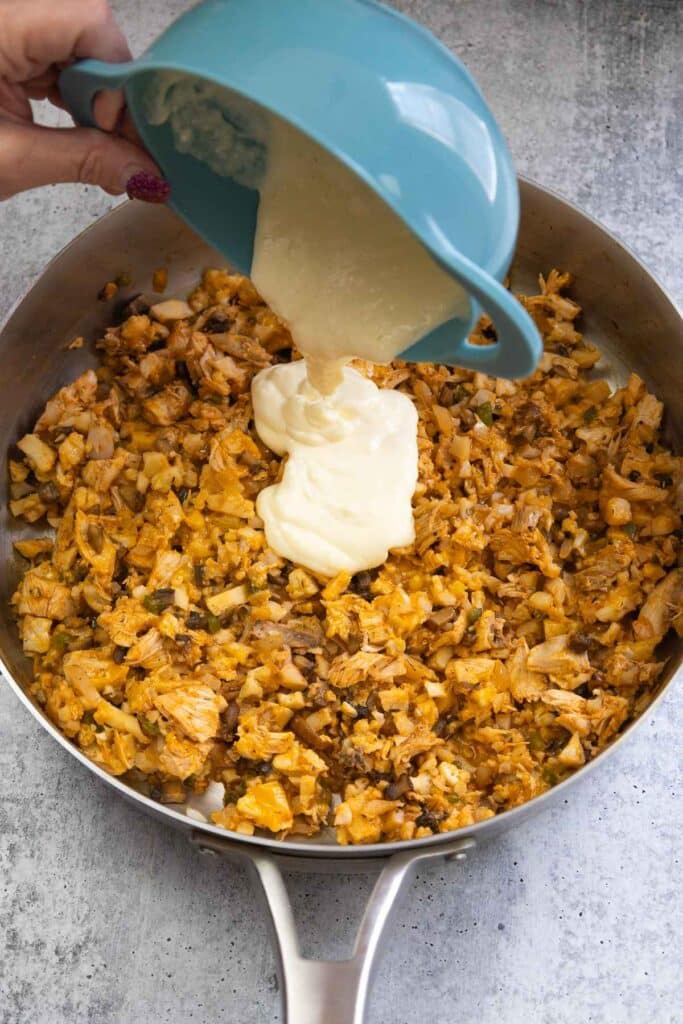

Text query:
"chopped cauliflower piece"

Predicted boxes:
[[98, 597, 157, 647], [63, 650, 128, 705], [155, 684, 227, 742], [149, 299, 194, 322], [14, 567, 75, 620], [159, 731, 211, 780], [19, 614, 52, 654], [17, 433, 56, 474], [527, 636, 592, 689], [205, 584, 249, 616], [236, 780, 293, 832], [634, 569, 683, 642]]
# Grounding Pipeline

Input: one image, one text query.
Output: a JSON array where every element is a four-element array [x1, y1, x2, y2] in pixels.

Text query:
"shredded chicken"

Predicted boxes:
[[9, 267, 681, 844]]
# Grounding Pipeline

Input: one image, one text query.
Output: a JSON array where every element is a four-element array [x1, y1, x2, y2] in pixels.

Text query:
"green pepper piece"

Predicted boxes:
[[143, 589, 175, 614], [528, 730, 545, 752], [223, 781, 246, 805], [206, 612, 222, 634], [467, 606, 483, 626], [476, 402, 493, 427], [140, 717, 161, 737], [52, 631, 74, 651]]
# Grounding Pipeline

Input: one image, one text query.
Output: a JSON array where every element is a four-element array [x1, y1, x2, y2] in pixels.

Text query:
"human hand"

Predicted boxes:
[[0, 0, 169, 201]]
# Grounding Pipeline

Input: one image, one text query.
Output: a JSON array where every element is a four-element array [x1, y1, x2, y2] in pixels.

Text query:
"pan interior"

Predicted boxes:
[[0, 182, 681, 852]]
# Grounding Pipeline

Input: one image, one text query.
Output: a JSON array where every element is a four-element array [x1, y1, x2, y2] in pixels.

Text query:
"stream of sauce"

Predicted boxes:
[[147, 77, 468, 575]]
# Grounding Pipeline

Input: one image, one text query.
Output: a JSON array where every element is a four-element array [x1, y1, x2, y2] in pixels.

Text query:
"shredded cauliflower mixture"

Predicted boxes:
[[9, 268, 683, 844]]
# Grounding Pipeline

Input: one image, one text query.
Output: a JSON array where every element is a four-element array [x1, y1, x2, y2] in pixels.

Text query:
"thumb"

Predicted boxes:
[[0, 121, 169, 200]]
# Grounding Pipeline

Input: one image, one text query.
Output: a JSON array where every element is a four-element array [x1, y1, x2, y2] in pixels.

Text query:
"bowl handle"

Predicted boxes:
[[455, 260, 543, 378], [59, 59, 131, 128], [192, 831, 475, 1024], [403, 255, 542, 380]]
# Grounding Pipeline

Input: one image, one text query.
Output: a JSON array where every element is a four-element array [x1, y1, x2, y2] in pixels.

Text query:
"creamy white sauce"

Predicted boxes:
[[147, 75, 468, 575], [251, 361, 418, 577]]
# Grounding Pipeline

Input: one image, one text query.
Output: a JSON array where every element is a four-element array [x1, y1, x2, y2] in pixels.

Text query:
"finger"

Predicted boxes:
[[73, 0, 131, 63], [22, 68, 60, 101], [119, 107, 144, 146], [0, 80, 33, 123], [0, 121, 168, 201], [93, 86, 126, 132], [0, 0, 131, 82]]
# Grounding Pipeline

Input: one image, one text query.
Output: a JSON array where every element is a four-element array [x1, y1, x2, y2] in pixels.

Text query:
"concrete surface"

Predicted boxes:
[[1, 1, 681, 1022]]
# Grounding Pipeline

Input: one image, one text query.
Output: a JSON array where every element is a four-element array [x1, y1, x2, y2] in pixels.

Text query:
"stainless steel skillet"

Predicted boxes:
[[1, 179, 681, 1024]]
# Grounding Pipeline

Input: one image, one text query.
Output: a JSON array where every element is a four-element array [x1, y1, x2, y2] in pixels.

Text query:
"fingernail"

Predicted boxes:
[[125, 171, 171, 204]]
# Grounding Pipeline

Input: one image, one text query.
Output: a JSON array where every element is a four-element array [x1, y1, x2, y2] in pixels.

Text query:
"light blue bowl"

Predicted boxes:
[[60, 0, 541, 378]]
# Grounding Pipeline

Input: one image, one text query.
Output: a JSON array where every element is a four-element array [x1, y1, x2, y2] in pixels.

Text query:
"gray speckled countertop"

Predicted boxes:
[[0, 2, 681, 1022]]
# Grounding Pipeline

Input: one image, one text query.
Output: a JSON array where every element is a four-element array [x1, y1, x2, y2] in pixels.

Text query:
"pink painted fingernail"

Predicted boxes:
[[125, 171, 171, 204]]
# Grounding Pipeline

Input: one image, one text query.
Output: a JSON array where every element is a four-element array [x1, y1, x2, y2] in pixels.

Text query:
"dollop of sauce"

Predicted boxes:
[[146, 75, 469, 575], [252, 361, 418, 577]]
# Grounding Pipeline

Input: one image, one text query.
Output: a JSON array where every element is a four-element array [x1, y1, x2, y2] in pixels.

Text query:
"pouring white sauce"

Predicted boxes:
[[146, 78, 468, 575], [251, 119, 468, 394]]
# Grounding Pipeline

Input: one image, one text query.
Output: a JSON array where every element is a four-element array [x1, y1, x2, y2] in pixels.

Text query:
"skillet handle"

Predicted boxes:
[[193, 833, 474, 1024]]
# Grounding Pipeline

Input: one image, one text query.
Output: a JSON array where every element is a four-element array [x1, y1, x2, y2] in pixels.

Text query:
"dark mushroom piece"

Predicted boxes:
[[385, 774, 412, 800], [116, 293, 150, 323], [291, 714, 329, 752], [219, 701, 240, 741], [415, 810, 441, 831]]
